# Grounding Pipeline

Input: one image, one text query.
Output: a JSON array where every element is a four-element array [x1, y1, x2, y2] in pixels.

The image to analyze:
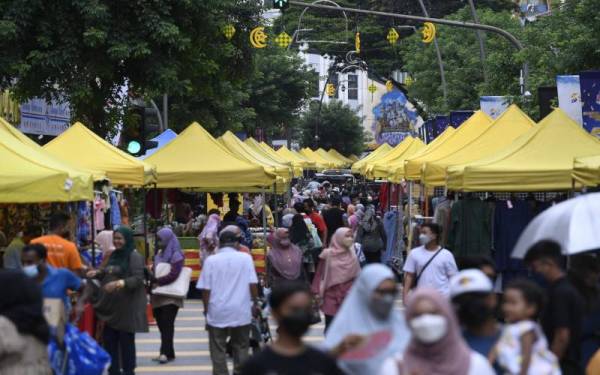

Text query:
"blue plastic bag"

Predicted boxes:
[[48, 324, 111, 375]]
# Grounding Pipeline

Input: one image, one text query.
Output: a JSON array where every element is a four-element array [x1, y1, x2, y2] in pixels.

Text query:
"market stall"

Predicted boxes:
[[350, 143, 392, 174], [573, 155, 600, 187], [315, 148, 347, 168], [275, 145, 317, 172], [300, 148, 337, 169], [328, 149, 354, 166], [365, 136, 425, 180]]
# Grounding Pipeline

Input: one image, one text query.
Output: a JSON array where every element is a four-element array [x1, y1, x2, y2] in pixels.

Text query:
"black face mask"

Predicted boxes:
[[280, 309, 312, 338]]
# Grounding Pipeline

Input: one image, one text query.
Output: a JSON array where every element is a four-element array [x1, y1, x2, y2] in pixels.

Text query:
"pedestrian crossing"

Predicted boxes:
[[136, 299, 404, 374]]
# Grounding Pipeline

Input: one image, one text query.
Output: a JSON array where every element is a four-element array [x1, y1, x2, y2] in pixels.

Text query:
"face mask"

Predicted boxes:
[[279, 310, 312, 338], [409, 314, 448, 344], [370, 294, 395, 320], [419, 234, 432, 246], [23, 264, 39, 278], [341, 237, 354, 248]]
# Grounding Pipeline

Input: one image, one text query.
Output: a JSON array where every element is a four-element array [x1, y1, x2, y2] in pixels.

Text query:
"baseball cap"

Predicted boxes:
[[450, 269, 493, 298]]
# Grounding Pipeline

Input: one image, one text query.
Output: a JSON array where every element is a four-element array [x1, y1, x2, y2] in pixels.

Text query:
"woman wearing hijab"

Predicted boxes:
[[0, 270, 51, 374], [266, 228, 305, 288], [289, 214, 316, 275], [356, 206, 386, 264], [311, 227, 361, 330], [235, 216, 254, 250], [151, 227, 185, 364], [90, 226, 148, 375], [96, 230, 115, 267], [349, 204, 364, 235], [324, 264, 409, 374], [379, 288, 494, 375], [199, 213, 221, 263]]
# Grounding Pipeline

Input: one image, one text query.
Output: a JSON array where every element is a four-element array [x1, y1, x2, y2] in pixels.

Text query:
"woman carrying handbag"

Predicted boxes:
[[151, 227, 186, 364]]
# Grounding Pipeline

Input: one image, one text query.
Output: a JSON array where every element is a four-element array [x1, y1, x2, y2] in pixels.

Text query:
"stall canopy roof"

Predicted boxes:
[[140, 129, 178, 159], [423, 105, 535, 187], [242, 138, 301, 176], [0, 126, 93, 202], [218, 131, 292, 181], [368, 137, 426, 180], [390, 127, 456, 181], [44, 122, 156, 186], [351, 143, 393, 174], [349, 154, 360, 162], [328, 149, 354, 165], [300, 148, 335, 170], [404, 111, 492, 180], [315, 148, 346, 168], [276, 145, 317, 171], [146, 123, 276, 190], [574, 155, 600, 186], [447, 109, 600, 192]]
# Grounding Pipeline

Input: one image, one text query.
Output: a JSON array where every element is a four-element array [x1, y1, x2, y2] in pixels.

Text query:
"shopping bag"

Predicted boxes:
[[48, 323, 111, 375], [152, 263, 193, 298]]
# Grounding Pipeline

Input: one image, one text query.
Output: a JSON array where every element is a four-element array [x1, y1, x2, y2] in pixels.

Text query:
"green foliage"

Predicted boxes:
[[299, 100, 365, 155], [0, 0, 263, 137]]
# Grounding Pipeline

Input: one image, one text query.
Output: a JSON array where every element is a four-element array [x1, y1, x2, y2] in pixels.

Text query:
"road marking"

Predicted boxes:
[[136, 336, 324, 344], [137, 365, 232, 372], [137, 351, 210, 357]]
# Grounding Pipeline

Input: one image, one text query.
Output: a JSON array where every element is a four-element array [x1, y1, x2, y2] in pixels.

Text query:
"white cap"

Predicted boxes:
[[449, 269, 493, 298]]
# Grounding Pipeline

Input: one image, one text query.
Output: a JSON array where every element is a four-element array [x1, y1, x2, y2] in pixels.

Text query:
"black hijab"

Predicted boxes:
[[0, 270, 49, 343], [289, 214, 310, 244]]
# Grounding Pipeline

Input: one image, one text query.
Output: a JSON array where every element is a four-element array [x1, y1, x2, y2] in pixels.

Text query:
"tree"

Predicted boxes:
[[0, 0, 263, 138], [300, 100, 365, 155]]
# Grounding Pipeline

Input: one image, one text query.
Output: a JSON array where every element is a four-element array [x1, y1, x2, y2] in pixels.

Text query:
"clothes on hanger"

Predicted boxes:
[[94, 195, 106, 231], [433, 197, 452, 247], [447, 196, 493, 258], [109, 191, 121, 229]]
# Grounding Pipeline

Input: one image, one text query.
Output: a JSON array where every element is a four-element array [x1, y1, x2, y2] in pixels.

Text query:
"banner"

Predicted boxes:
[[424, 119, 434, 144], [556, 75, 583, 125], [450, 111, 474, 128], [372, 89, 422, 146], [480, 96, 508, 119], [433, 115, 449, 138], [579, 71, 600, 136], [19, 98, 70, 136]]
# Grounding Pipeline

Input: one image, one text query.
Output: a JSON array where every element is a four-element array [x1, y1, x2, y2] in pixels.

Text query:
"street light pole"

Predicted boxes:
[[288, 1, 528, 91], [466, 0, 489, 84]]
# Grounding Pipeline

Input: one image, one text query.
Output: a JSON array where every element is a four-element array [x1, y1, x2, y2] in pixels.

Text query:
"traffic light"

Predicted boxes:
[[273, 0, 289, 10], [122, 104, 160, 156]]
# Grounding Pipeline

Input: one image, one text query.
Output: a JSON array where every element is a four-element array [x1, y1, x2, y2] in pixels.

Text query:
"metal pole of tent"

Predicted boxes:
[[262, 187, 268, 254], [273, 183, 279, 227], [90, 200, 96, 267], [397, 183, 403, 263], [142, 186, 148, 260], [408, 181, 413, 249], [154, 184, 159, 257]]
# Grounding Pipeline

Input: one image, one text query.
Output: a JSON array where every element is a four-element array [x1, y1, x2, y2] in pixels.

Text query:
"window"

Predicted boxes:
[[348, 74, 358, 100]]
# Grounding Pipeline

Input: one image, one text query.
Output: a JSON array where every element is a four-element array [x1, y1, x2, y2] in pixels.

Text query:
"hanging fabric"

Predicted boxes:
[[109, 191, 121, 229], [447, 195, 493, 258]]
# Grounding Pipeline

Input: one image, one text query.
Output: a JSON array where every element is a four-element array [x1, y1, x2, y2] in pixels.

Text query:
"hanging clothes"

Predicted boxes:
[[433, 197, 452, 247], [447, 196, 493, 258], [382, 210, 404, 266], [94, 196, 106, 231], [109, 192, 121, 229], [76, 201, 90, 247], [120, 199, 129, 226]]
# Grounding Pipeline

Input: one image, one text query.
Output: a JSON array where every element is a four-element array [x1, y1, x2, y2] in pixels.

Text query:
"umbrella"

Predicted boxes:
[[512, 193, 600, 259]]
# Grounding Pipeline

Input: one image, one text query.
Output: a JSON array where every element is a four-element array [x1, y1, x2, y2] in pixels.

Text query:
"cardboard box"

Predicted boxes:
[[43, 298, 66, 344]]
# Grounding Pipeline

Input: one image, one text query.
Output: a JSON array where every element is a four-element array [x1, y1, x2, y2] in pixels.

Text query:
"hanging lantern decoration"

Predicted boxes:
[[368, 82, 377, 101], [405, 76, 414, 87], [326, 83, 336, 97], [386, 80, 394, 92], [250, 26, 268, 48], [355, 32, 361, 53], [387, 28, 400, 45], [421, 22, 436, 44], [274, 31, 292, 48], [223, 24, 236, 40]]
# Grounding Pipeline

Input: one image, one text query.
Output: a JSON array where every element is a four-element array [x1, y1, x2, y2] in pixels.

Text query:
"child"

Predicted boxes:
[[489, 279, 560, 375]]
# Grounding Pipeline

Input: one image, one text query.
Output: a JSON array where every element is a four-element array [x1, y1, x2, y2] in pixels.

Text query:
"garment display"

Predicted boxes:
[[109, 192, 121, 229], [447, 196, 493, 259], [382, 210, 403, 266], [94, 196, 106, 231], [433, 197, 452, 247], [76, 201, 91, 247]]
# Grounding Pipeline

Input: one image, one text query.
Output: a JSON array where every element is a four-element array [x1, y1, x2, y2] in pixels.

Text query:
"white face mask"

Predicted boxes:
[[419, 234, 432, 246], [409, 313, 448, 344], [341, 237, 354, 248]]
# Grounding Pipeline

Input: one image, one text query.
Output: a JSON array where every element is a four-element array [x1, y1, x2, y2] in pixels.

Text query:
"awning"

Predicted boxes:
[[367, 137, 426, 180], [351, 143, 393, 174]]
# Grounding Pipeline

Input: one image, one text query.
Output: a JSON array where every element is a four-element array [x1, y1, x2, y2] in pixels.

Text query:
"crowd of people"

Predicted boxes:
[[1, 180, 600, 375]]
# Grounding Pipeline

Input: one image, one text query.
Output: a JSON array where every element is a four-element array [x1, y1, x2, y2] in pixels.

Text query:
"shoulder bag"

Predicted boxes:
[[152, 263, 192, 298], [411, 248, 443, 290]]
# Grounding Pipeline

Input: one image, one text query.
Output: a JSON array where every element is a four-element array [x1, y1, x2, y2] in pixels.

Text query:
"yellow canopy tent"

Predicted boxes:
[[258, 142, 298, 169], [44, 122, 156, 186], [404, 111, 493, 180], [241, 138, 303, 177], [316, 148, 346, 168], [447, 109, 600, 191], [328, 149, 353, 165], [422, 105, 535, 187], [368, 137, 426, 180], [0, 118, 106, 182], [351, 143, 392, 174], [573, 155, 600, 187], [0, 128, 93, 202], [349, 154, 360, 162], [276, 145, 316, 171], [146, 123, 276, 190], [362, 137, 414, 177], [300, 148, 335, 170], [389, 127, 456, 182]]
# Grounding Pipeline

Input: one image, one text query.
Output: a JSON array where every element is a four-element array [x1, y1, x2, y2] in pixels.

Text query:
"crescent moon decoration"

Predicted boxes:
[[421, 22, 436, 44], [250, 26, 267, 49], [386, 80, 394, 92]]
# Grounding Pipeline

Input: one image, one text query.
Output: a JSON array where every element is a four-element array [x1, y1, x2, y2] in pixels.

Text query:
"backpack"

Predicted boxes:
[[357, 221, 385, 253]]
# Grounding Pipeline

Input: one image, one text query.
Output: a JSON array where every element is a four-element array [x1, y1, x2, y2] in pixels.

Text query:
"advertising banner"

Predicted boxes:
[[579, 71, 600, 136], [19, 98, 70, 136], [556, 75, 583, 125], [480, 96, 508, 119], [450, 111, 474, 128], [372, 89, 422, 146]]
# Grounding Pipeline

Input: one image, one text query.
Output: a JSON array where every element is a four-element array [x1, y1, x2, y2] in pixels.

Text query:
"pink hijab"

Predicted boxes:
[[96, 230, 115, 256], [402, 288, 471, 375], [199, 214, 221, 252], [318, 227, 361, 296], [267, 228, 303, 280]]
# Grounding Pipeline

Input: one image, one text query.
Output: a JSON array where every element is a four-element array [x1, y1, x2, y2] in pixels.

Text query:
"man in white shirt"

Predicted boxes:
[[402, 223, 458, 302], [197, 230, 259, 375]]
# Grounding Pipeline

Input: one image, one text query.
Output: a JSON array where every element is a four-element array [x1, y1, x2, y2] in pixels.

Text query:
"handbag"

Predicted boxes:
[[304, 218, 323, 250], [152, 263, 193, 298]]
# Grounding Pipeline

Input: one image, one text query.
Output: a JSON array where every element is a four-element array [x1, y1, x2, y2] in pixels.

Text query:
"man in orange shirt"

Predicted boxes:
[[31, 212, 84, 275]]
